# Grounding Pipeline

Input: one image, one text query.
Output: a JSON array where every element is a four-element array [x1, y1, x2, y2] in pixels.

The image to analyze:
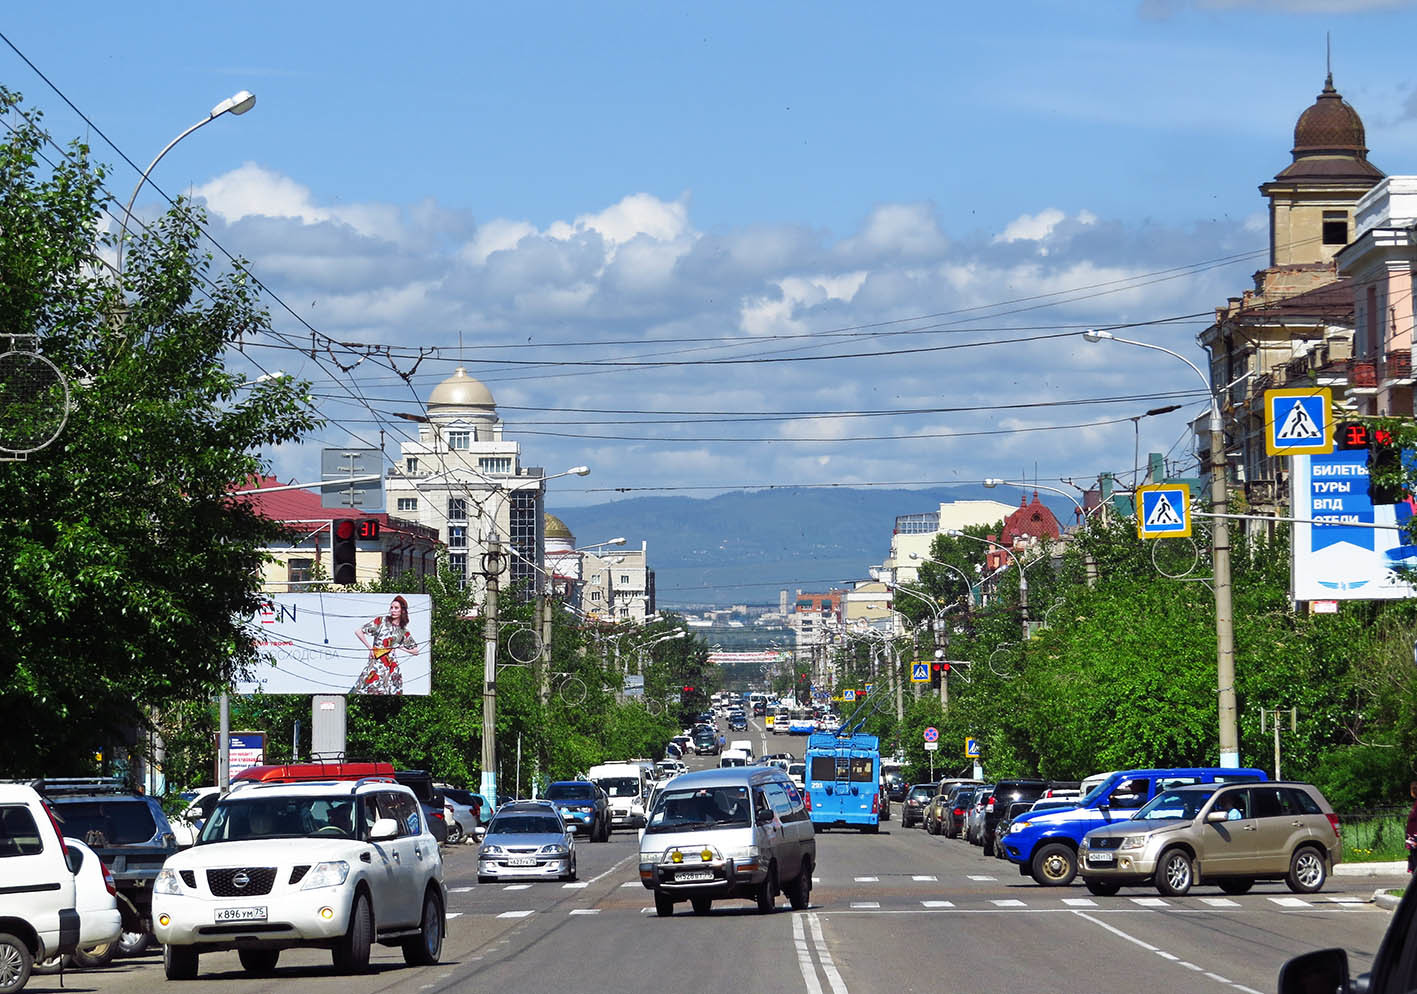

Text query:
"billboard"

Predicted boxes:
[[1291, 449, 1417, 601], [237, 593, 433, 695]]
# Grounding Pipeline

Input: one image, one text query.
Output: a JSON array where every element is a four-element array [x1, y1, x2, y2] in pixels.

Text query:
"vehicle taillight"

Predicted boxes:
[[100, 861, 117, 897], [871, 794, 879, 814], [804, 792, 812, 812], [954, 807, 964, 816], [40, 800, 69, 861], [1326, 813, 1341, 838], [986, 796, 996, 812]]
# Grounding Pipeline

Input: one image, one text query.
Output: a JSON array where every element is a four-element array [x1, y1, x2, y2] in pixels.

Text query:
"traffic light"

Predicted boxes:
[[333, 519, 358, 584], [1367, 429, 1405, 505]]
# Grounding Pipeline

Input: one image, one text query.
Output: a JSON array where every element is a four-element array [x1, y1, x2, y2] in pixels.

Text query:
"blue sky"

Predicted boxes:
[[6, 0, 1417, 509]]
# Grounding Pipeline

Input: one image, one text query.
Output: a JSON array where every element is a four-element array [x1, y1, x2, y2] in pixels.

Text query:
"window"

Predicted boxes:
[[449, 553, 467, 588], [479, 457, 512, 474], [448, 526, 467, 549], [620, 574, 630, 584], [1322, 210, 1348, 246], [591, 591, 602, 602], [447, 498, 467, 521], [405, 457, 419, 474], [288, 558, 312, 585], [447, 430, 470, 450], [396, 498, 418, 513], [508, 490, 540, 593], [0, 805, 43, 856]]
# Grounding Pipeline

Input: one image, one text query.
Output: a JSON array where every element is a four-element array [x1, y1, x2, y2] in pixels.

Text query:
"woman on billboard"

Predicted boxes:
[[351, 595, 421, 694]]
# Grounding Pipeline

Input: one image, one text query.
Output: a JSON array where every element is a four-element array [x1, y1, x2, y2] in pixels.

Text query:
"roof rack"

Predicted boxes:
[[31, 777, 139, 798]]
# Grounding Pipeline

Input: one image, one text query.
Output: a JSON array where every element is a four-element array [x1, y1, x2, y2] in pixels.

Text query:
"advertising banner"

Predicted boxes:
[[1290, 450, 1417, 601], [226, 732, 265, 781], [237, 593, 433, 695]]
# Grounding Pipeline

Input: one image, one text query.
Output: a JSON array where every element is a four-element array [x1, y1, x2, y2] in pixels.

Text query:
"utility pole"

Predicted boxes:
[[935, 618, 948, 711], [480, 534, 502, 805], [1259, 707, 1296, 780], [892, 641, 903, 722], [1210, 400, 1239, 768], [536, 592, 551, 707]]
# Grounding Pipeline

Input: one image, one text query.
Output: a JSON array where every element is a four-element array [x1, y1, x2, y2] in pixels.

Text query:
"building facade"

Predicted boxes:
[[879, 499, 1017, 586]]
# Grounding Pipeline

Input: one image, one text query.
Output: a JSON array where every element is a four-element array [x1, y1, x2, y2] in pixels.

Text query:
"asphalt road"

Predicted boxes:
[[31, 716, 1406, 994]]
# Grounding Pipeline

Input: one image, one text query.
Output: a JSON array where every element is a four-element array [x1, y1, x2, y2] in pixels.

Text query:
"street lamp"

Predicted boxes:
[[1083, 327, 1237, 768], [981, 479, 1099, 588], [946, 530, 1040, 640], [907, 552, 980, 605], [116, 90, 257, 276]]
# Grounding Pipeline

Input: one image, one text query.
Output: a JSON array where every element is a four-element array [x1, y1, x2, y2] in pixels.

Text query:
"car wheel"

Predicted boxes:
[[983, 835, 995, 857], [654, 891, 675, 917], [446, 821, 463, 845], [117, 929, 152, 957], [1031, 843, 1078, 886], [1218, 877, 1254, 895], [1084, 878, 1121, 897], [690, 897, 712, 915], [162, 943, 198, 982], [333, 891, 373, 974], [788, 860, 812, 911], [0, 933, 31, 994], [1287, 846, 1328, 894], [72, 941, 117, 969], [1155, 848, 1195, 897], [402, 888, 444, 966], [238, 948, 280, 975], [756, 868, 778, 914], [31, 953, 68, 976]]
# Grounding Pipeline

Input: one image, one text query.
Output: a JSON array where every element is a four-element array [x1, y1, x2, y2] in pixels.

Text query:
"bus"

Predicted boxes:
[[803, 731, 880, 832], [787, 709, 817, 735]]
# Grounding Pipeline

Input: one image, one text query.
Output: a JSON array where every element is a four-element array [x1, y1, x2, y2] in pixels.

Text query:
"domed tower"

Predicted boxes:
[[427, 366, 500, 441], [1261, 73, 1384, 268], [544, 513, 575, 555]]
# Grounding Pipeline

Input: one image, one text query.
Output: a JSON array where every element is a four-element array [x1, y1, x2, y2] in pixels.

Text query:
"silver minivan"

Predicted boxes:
[[638, 767, 816, 917]]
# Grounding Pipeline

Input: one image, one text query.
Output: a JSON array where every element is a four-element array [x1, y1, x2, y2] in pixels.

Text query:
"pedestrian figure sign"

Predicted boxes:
[[1264, 387, 1332, 457], [964, 737, 980, 758], [910, 662, 930, 683], [1136, 483, 1192, 539], [843, 688, 856, 702]]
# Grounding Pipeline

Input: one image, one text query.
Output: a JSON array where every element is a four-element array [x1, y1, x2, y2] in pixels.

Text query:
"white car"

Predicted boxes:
[[34, 838, 122, 973], [153, 779, 446, 979], [0, 782, 80, 993], [169, 787, 221, 849]]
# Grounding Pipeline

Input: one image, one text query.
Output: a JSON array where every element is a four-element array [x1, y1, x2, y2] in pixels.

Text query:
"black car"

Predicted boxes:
[[900, 782, 939, 829], [395, 769, 448, 844], [979, 779, 1049, 856], [881, 770, 907, 803], [41, 777, 178, 956], [943, 784, 979, 839], [751, 700, 766, 716]]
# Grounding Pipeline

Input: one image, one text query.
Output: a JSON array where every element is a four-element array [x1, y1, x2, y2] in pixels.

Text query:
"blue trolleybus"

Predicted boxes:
[[804, 731, 881, 832]]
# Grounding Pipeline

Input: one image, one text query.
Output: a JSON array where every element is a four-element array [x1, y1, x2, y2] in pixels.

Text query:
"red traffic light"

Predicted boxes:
[[941, 662, 950, 672], [334, 519, 356, 541], [682, 685, 694, 693]]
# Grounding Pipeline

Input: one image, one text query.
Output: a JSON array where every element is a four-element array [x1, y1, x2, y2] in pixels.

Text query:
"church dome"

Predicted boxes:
[[544, 513, 574, 542], [428, 366, 495, 409], [1293, 74, 1367, 155]]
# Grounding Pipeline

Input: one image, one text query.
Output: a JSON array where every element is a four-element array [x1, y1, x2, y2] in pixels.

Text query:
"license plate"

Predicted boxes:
[[215, 906, 267, 923], [507, 858, 538, 866], [1086, 852, 1115, 864], [677, 871, 712, 882]]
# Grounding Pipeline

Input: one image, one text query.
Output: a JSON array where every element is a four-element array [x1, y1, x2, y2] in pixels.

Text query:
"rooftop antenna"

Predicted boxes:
[[1326, 32, 1332, 86]]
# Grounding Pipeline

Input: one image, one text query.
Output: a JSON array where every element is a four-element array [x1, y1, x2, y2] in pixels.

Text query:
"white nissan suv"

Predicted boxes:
[[152, 779, 445, 980]]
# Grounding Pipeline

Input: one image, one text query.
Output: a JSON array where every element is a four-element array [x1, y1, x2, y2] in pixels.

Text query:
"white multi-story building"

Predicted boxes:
[[384, 367, 544, 598], [878, 499, 1017, 586], [544, 514, 657, 624]]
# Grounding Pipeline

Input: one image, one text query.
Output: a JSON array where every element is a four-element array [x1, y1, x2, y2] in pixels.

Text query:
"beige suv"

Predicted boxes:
[[1078, 781, 1340, 897]]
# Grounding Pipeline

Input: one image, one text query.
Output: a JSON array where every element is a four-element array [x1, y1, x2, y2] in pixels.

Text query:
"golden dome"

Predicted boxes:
[[544, 513, 574, 542], [428, 366, 495, 409]]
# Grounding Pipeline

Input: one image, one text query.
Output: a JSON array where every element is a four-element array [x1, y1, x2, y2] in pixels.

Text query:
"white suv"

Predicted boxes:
[[0, 782, 80, 994], [152, 779, 445, 979]]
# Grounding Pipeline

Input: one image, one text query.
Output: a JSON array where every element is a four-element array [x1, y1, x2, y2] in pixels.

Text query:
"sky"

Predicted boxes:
[[6, 0, 1417, 511]]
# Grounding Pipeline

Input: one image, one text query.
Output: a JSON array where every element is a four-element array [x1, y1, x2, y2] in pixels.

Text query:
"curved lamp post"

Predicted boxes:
[[1083, 328, 1237, 768], [116, 90, 257, 276], [946, 530, 1042, 640]]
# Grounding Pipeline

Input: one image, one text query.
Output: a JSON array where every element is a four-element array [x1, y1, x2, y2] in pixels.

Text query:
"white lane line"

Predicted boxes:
[[640, 907, 653, 914], [991, 899, 1025, 907], [1154, 950, 1177, 961], [562, 882, 589, 889], [586, 852, 636, 886], [620, 881, 640, 888], [853, 876, 878, 882], [850, 901, 880, 909], [450, 886, 474, 893], [1131, 897, 1168, 907], [1071, 911, 1158, 951], [1201, 897, 1240, 907], [568, 909, 599, 916], [792, 913, 825, 994], [495, 910, 534, 919], [1062, 898, 1096, 907], [967, 875, 996, 881], [807, 912, 849, 994], [1232, 986, 1264, 994], [1178, 962, 1203, 971], [911, 875, 938, 882], [921, 900, 954, 908], [1269, 897, 1310, 908], [1203, 973, 1232, 984], [444, 912, 463, 920], [502, 884, 532, 891]]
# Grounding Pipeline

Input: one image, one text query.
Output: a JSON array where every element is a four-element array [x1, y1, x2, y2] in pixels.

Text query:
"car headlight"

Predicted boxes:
[[481, 844, 505, 856], [1118, 836, 1148, 851], [300, 861, 350, 890], [1008, 823, 1025, 834], [540, 844, 570, 855], [729, 846, 759, 861], [154, 867, 183, 895]]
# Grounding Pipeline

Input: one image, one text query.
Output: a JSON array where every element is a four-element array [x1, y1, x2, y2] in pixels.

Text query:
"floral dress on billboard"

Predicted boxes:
[[351, 616, 419, 695]]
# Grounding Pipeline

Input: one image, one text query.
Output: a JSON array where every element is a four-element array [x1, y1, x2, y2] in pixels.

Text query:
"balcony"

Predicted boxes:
[[1383, 349, 1413, 386], [1350, 358, 1378, 395]]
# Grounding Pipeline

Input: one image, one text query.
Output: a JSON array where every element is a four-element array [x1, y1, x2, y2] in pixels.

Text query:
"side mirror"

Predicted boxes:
[[472, 825, 487, 841], [370, 817, 399, 841], [1205, 810, 1228, 824], [1277, 948, 1348, 994]]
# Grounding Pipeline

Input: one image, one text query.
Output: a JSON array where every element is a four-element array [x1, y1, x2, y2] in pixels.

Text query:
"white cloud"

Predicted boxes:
[[994, 208, 1066, 244], [195, 163, 400, 241]]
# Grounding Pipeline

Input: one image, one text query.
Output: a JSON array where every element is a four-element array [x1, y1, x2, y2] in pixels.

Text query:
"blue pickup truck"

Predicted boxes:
[[1002, 767, 1267, 886]]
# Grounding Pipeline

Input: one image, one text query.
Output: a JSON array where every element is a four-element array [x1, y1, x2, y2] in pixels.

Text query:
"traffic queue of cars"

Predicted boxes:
[[900, 766, 1345, 898]]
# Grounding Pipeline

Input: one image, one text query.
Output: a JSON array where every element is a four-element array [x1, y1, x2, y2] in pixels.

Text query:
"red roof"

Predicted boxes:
[[999, 492, 1062, 546], [233, 476, 439, 543]]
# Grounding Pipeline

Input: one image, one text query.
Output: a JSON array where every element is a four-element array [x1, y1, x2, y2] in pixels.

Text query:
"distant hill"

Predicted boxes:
[[553, 486, 1075, 607]]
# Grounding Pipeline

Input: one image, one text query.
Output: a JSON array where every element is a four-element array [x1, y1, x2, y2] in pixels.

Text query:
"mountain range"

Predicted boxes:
[[553, 486, 1075, 607]]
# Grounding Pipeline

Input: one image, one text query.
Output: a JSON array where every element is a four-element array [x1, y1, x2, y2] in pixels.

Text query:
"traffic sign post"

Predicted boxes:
[[964, 737, 980, 758], [843, 688, 856, 702], [910, 662, 930, 683], [1136, 483, 1192, 539], [1264, 387, 1332, 457]]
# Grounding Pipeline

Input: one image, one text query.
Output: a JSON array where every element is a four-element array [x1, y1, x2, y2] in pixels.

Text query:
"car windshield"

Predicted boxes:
[[197, 796, 358, 843], [50, 799, 157, 846], [910, 786, 936, 800], [645, 786, 751, 833], [598, 778, 640, 797], [546, 783, 596, 801], [489, 815, 563, 834], [1133, 788, 1215, 821]]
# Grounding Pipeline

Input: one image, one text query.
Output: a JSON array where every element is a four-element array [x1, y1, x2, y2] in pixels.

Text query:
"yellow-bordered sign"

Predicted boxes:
[[1264, 387, 1333, 456], [1135, 483, 1192, 539]]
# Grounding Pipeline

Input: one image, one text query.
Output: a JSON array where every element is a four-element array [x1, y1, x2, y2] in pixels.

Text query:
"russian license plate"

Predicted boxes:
[[677, 871, 712, 882], [507, 858, 538, 866], [215, 906, 267, 923], [1086, 852, 1115, 864]]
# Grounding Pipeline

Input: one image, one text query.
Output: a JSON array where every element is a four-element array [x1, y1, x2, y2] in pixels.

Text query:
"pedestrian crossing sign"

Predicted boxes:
[[843, 689, 856, 702], [1264, 387, 1333, 457], [911, 662, 930, 683], [1135, 483, 1192, 539]]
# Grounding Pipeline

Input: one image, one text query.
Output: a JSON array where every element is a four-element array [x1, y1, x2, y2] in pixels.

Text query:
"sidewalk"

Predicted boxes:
[[1336, 860, 1407, 877]]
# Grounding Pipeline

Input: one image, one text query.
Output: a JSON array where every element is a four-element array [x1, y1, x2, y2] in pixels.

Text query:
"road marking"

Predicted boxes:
[[495, 910, 534, 919], [853, 876, 878, 882], [585, 852, 636, 885], [444, 912, 462, 920], [450, 885, 474, 893], [807, 912, 849, 994], [1201, 897, 1240, 907], [1203, 974, 1232, 985], [967, 875, 996, 881], [1269, 897, 1310, 908], [1131, 897, 1168, 907], [568, 909, 599, 916], [850, 901, 880, 909], [620, 881, 640, 888], [1072, 911, 1158, 951], [562, 882, 588, 889], [921, 900, 954, 908], [1062, 898, 1096, 907], [502, 884, 532, 891], [640, 907, 653, 914], [1155, 950, 1178, 961], [1178, 962, 1203, 971], [991, 899, 1025, 907], [1074, 911, 1267, 993], [911, 875, 938, 882], [792, 914, 824, 994]]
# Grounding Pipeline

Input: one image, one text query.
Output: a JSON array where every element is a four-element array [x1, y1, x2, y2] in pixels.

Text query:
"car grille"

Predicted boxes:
[[1088, 837, 1123, 851], [179, 870, 197, 888], [206, 867, 277, 897]]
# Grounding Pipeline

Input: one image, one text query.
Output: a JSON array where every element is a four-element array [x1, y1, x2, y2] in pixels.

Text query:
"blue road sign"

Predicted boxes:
[[911, 662, 930, 683], [1265, 387, 1332, 457], [1136, 484, 1192, 539], [843, 689, 856, 702], [864, 683, 874, 695], [965, 737, 980, 758], [923, 726, 939, 742]]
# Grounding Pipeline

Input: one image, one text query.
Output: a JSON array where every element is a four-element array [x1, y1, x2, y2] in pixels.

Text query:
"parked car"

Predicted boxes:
[[542, 781, 610, 841], [0, 781, 80, 993], [964, 784, 995, 845], [979, 780, 1050, 857], [168, 787, 221, 849], [943, 787, 976, 839], [33, 837, 122, 973], [153, 778, 446, 978], [477, 801, 577, 882], [900, 782, 939, 829], [441, 792, 481, 844], [922, 792, 953, 835], [1078, 781, 1341, 897], [40, 777, 177, 958], [991, 801, 1036, 862]]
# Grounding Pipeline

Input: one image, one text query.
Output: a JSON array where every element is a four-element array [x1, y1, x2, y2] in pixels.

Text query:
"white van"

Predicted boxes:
[[728, 740, 755, 759], [719, 750, 751, 768], [0, 783, 81, 990], [588, 762, 651, 830]]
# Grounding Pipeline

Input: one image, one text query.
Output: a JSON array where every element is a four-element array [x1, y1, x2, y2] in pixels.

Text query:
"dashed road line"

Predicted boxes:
[[850, 901, 880, 909], [967, 875, 996, 881], [921, 900, 954, 908], [1074, 910, 1266, 994], [568, 909, 599, 916], [450, 886, 474, 893], [853, 876, 878, 882], [620, 881, 640, 888], [1131, 897, 1168, 907], [502, 884, 532, 891], [911, 874, 938, 881], [1269, 897, 1310, 908], [562, 882, 588, 889], [495, 910, 534, 919], [1201, 898, 1240, 907], [991, 899, 1025, 907]]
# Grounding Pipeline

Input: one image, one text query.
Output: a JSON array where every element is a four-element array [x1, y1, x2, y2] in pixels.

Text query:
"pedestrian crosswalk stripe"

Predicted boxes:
[[912, 875, 938, 882], [1269, 897, 1310, 908], [854, 876, 879, 882], [450, 886, 474, 893], [1201, 897, 1240, 907], [503, 884, 532, 891], [562, 882, 588, 889], [850, 901, 880, 909], [991, 899, 1025, 907], [445, 912, 463, 920], [1131, 897, 1168, 907], [496, 910, 535, 919], [967, 875, 996, 881], [921, 900, 954, 908], [569, 909, 599, 915], [1277, 400, 1322, 441], [1062, 898, 1096, 907], [620, 881, 639, 888]]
